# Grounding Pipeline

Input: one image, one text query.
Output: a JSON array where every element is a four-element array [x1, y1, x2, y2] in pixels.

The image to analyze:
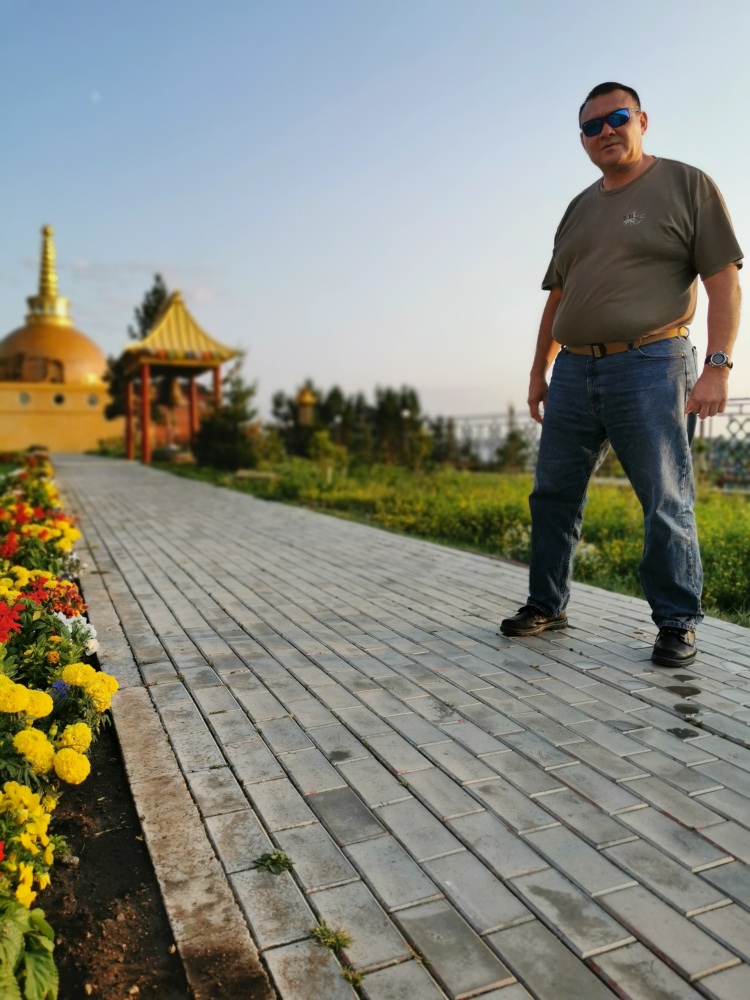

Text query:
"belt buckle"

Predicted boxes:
[[591, 343, 606, 358]]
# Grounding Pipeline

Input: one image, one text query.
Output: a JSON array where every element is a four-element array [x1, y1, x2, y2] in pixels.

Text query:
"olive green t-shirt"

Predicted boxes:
[[543, 158, 743, 346]]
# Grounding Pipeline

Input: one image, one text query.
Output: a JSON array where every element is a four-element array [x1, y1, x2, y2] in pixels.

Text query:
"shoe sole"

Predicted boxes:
[[499, 619, 568, 637], [651, 649, 697, 668]]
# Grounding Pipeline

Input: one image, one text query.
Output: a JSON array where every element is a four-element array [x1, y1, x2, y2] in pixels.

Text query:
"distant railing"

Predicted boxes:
[[443, 398, 750, 479]]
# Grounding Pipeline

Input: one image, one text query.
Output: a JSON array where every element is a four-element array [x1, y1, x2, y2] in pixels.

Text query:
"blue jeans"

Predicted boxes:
[[528, 335, 703, 630]]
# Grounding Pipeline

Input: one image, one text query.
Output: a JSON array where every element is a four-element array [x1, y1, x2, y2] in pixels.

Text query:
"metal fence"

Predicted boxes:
[[444, 398, 750, 483]]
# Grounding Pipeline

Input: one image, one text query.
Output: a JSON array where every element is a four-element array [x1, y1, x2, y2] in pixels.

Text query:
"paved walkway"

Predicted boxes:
[[55, 455, 750, 1000]]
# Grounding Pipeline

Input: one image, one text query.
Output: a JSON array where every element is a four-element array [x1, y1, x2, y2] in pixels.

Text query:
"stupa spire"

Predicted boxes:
[[25, 224, 72, 326]]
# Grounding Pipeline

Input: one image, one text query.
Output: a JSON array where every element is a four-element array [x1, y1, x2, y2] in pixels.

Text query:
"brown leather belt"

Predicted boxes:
[[563, 326, 688, 358]]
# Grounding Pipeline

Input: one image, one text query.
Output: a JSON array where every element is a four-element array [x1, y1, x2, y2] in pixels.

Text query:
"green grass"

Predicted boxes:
[[159, 461, 750, 626]]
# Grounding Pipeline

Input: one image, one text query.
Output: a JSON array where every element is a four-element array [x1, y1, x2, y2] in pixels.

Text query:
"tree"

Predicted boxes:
[[104, 274, 170, 421], [192, 357, 259, 471], [495, 406, 530, 472]]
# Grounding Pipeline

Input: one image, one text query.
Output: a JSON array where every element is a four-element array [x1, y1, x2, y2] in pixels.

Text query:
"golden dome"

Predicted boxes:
[[0, 225, 106, 386]]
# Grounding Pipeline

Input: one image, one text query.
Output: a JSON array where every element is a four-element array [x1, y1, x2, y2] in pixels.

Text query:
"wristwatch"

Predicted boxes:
[[705, 351, 734, 369]]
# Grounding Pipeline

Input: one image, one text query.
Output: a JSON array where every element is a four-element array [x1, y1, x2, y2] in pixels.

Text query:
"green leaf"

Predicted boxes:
[[20, 943, 58, 1000], [0, 911, 27, 972], [0, 967, 23, 1000]]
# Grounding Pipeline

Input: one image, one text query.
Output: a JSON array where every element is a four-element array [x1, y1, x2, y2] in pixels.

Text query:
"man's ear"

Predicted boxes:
[[640, 110, 648, 134]]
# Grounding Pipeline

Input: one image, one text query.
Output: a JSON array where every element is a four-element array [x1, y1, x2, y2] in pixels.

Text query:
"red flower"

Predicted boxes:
[[0, 842, 5, 862], [0, 601, 22, 643], [0, 531, 19, 560]]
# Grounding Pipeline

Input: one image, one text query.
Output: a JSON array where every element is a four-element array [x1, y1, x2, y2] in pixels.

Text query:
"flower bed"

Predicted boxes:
[[0, 451, 118, 999]]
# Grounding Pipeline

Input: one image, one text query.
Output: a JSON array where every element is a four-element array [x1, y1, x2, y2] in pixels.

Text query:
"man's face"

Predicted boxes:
[[579, 89, 647, 174]]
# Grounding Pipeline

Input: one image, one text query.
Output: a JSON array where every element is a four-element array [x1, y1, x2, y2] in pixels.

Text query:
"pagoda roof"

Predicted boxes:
[[121, 291, 238, 374]]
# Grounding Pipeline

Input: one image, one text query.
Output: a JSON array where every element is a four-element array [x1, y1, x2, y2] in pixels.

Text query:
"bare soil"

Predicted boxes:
[[41, 720, 191, 999]]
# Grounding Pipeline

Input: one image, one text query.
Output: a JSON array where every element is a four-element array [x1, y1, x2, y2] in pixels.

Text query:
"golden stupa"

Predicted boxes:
[[0, 226, 121, 452]]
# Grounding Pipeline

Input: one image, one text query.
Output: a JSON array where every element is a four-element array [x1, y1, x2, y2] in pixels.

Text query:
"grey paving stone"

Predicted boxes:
[[524, 825, 636, 896], [204, 808, 273, 873], [420, 740, 501, 783], [448, 811, 548, 879], [276, 822, 358, 891], [598, 885, 740, 980], [307, 786, 385, 845], [337, 757, 412, 808], [694, 904, 750, 961], [622, 775, 727, 829], [307, 723, 370, 764], [396, 899, 514, 996], [702, 820, 750, 864], [336, 704, 393, 737], [206, 707, 260, 745], [489, 919, 615, 999], [280, 747, 346, 794], [232, 687, 289, 721], [408, 695, 465, 725], [458, 702, 525, 735], [185, 765, 248, 817], [634, 750, 724, 794], [484, 749, 562, 795], [697, 963, 750, 1000], [264, 938, 358, 1000], [540, 789, 636, 848], [502, 731, 577, 769], [470, 778, 558, 833], [629, 728, 716, 763], [365, 731, 433, 774], [246, 775, 316, 831], [169, 729, 227, 772], [423, 851, 533, 933], [225, 737, 285, 785], [590, 942, 706, 999], [230, 867, 316, 949], [438, 720, 516, 755], [360, 960, 446, 1000], [552, 763, 648, 814], [619, 808, 734, 871], [404, 766, 483, 820], [311, 881, 411, 970], [257, 717, 314, 753], [191, 684, 241, 715], [568, 741, 649, 781], [511, 867, 634, 957], [512, 713, 586, 747], [346, 835, 440, 910], [604, 839, 729, 915], [285, 696, 338, 728], [695, 758, 750, 799], [700, 862, 750, 907], [695, 787, 750, 826], [376, 798, 464, 862]]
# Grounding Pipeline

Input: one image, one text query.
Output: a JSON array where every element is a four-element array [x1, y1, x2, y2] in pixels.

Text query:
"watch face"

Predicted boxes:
[[708, 352, 731, 367]]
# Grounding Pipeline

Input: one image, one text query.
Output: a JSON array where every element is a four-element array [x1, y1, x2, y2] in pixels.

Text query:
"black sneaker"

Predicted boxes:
[[651, 627, 697, 667], [499, 605, 568, 637]]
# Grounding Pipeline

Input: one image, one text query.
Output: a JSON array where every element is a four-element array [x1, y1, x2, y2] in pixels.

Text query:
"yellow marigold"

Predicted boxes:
[[45, 650, 60, 665], [86, 677, 115, 712], [13, 729, 55, 774], [58, 722, 92, 754], [0, 677, 30, 715], [47, 635, 63, 644], [53, 748, 91, 785], [25, 690, 53, 719], [61, 662, 96, 686]]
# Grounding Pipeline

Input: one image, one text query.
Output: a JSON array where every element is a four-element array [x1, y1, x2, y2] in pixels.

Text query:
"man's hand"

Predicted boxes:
[[528, 372, 549, 423], [685, 365, 731, 419]]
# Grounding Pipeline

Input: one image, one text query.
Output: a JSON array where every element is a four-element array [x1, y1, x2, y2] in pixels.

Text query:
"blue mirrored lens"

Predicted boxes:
[[581, 108, 631, 137]]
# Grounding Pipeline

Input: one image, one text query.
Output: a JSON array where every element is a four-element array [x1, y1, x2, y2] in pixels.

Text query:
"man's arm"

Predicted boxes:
[[528, 287, 563, 423], [685, 264, 741, 419]]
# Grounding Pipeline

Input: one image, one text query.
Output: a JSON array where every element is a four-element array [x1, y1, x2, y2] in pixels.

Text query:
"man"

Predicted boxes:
[[500, 82, 742, 667]]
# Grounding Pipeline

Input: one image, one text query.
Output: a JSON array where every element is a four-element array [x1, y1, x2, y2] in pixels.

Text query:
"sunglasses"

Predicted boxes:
[[580, 107, 640, 137]]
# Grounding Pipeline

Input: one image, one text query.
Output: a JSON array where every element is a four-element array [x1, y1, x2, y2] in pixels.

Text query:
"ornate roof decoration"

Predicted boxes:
[[25, 225, 72, 327], [122, 291, 237, 373]]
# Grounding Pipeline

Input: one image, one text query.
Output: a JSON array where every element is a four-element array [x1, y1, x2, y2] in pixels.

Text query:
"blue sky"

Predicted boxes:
[[2, 0, 750, 418]]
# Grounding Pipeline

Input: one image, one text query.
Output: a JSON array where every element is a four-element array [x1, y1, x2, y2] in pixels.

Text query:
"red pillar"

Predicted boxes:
[[213, 366, 221, 406], [125, 377, 135, 460], [189, 376, 200, 442], [140, 362, 151, 464]]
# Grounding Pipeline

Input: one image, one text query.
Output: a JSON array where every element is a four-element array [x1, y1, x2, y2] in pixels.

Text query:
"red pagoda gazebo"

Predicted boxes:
[[120, 291, 237, 463]]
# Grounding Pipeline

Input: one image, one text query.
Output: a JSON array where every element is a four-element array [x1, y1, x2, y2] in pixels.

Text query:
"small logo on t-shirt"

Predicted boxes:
[[623, 211, 646, 226]]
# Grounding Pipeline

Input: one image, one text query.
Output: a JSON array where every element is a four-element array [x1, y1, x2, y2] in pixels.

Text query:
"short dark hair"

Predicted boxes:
[[579, 82, 641, 120]]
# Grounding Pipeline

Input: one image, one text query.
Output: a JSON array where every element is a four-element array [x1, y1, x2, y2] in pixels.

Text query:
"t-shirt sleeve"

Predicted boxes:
[[693, 184, 744, 279], [542, 256, 562, 290]]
